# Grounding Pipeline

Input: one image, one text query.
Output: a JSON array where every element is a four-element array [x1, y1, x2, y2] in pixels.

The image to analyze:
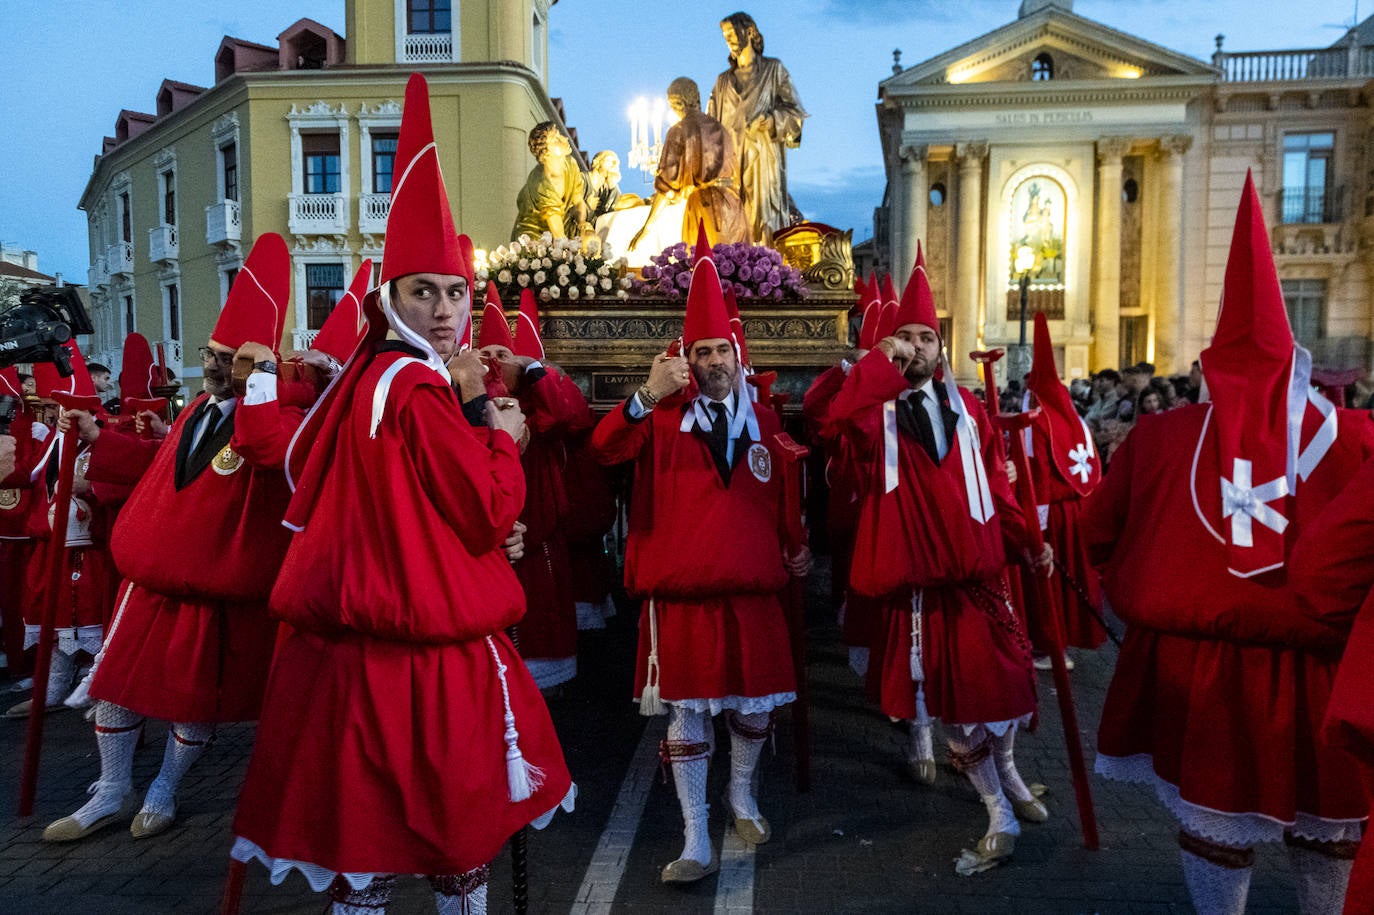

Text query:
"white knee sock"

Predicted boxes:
[[666, 705, 712, 866], [947, 726, 1018, 840], [991, 724, 1035, 803], [141, 722, 213, 816], [44, 648, 78, 706], [727, 711, 770, 824], [329, 874, 395, 914], [67, 702, 142, 826], [1180, 846, 1252, 915], [1287, 837, 1354, 915], [431, 867, 490, 915]]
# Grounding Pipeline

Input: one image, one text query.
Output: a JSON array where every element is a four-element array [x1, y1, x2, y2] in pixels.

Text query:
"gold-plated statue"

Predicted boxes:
[[709, 12, 808, 244], [629, 77, 748, 253], [511, 121, 591, 241]]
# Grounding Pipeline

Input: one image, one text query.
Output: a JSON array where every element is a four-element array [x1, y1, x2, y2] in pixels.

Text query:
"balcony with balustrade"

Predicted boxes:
[[88, 255, 108, 289], [206, 200, 241, 248], [152, 339, 184, 370], [148, 224, 179, 264], [289, 193, 349, 236], [359, 193, 391, 235], [292, 328, 320, 352], [1215, 40, 1374, 83], [402, 32, 455, 63], [107, 241, 134, 278]]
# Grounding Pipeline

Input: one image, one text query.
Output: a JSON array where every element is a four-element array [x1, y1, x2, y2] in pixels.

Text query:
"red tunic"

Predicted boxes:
[[829, 351, 1034, 726], [233, 351, 572, 876], [512, 369, 592, 675], [1083, 404, 1373, 839], [88, 393, 296, 722], [1291, 456, 1374, 911], [1022, 415, 1106, 651], [592, 396, 796, 707]]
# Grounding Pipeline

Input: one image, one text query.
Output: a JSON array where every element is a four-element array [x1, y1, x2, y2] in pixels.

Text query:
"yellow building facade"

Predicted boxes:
[[79, 0, 560, 383]]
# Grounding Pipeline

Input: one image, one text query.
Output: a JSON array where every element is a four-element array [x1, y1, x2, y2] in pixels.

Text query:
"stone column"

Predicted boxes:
[[1154, 134, 1192, 373], [898, 145, 928, 281], [953, 142, 988, 380], [1093, 137, 1132, 371]]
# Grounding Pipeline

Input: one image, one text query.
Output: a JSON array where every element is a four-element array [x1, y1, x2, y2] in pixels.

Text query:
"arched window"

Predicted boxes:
[[1122, 178, 1139, 204], [1031, 53, 1054, 81], [929, 183, 947, 207]]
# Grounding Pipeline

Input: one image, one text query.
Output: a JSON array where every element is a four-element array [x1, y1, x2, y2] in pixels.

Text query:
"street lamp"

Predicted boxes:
[[1009, 244, 1037, 386]]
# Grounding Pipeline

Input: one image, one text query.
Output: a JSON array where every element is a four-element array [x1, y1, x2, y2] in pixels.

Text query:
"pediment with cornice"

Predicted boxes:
[[883, 9, 1214, 92]]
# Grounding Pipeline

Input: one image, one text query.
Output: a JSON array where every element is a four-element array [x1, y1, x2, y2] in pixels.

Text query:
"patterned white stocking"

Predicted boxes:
[[63, 702, 142, 827], [43, 647, 78, 706], [727, 711, 770, 826], [1287, 837, 1354, 915], [140, 722, 213, 817], [947, 726, 1018, 841], [431, 866, 489, 915], [1180, 846, 1251, 915], [329, 874, 395, 914], [665, 704, 712, 866], [991, 724, 1035, 804]]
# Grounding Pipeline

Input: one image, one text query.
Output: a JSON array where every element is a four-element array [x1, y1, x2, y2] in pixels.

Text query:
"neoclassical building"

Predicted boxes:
[[79, 0, 561, 383], [877, 0, 1374, 381]]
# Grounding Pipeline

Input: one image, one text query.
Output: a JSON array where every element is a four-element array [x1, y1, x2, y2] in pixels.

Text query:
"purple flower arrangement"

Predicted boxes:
[[634, 241, 807, 301]]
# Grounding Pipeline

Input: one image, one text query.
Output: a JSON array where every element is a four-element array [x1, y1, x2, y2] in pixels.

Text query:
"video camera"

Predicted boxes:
[[0, 284, 93, 376]]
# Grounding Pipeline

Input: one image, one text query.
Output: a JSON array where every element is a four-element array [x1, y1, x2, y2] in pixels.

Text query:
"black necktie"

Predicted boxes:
[[708, 402, 731, 482], [908, 390, 940, 463], [195, 403, 222, 457]]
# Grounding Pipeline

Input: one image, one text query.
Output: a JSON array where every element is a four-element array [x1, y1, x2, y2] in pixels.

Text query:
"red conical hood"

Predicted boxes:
[[477, 284, 513, 350], [691, 220, 712, 267], [118, 333, 159, 399], [211, 232, 289, 354], [682, 250, 732, 349], [893, 241, 938, 332], [312, 259, 373, 363], [379, 74, 467, 285], [857, 269, 884, 349], [724, 286, 750, 369], [38, 341, 102, 412], [1198, 170, 1325, 579], [513, 288, 545, 360], [1027, 313, 1100, 496]]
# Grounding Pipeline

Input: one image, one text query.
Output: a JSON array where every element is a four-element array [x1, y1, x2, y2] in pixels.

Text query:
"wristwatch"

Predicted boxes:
[[252, 361, 278, 375]]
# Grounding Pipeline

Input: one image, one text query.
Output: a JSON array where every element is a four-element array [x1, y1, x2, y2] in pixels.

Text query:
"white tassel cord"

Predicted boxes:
[[639, 599, 665, 716], [484, 636, 545, 802]]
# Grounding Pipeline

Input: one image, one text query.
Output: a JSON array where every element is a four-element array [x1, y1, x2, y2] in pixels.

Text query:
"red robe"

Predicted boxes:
[[1022, 414, 1106, 651], [512, 368, 593, 675], [1291, 456, 1374, 912], [563, 429, 620, 627], [829, 351, 1034, 726], [592, 395, 796, 706], [1, 415, 40, 671], [1083, 405, 1373, 838], [87, 393, 297, 723], [233, 350, 572, 877]]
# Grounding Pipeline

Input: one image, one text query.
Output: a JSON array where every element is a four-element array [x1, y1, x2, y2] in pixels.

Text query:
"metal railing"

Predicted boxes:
[[148, 224, 178, 263], [292, 328, 320, 352], [403, 32, 454, 63], [288, 192, 349, 235], [1280, 185, 1343, 224], [205, 200, 241, 247]]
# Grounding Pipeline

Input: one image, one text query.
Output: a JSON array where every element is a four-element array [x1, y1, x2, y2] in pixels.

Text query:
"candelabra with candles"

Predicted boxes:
[[626, 96, 670, 182]]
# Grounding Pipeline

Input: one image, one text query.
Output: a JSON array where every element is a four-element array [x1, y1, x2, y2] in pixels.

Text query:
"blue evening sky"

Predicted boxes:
[[0, 0, 1363, 278]]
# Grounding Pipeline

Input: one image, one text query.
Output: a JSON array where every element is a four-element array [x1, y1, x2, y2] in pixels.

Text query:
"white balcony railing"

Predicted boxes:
[[359, 192, 392, 234], [148, 224, 179, 263], [288, 192, 349, 236], [107, 241, 134, 278], [1217, 46, 1374, 82], [88, 255, 108, 289], [205, 199, 241, 247], [153, 339, 184, 369], [403, 32, 454, 63], [292, 328, 320, 352]]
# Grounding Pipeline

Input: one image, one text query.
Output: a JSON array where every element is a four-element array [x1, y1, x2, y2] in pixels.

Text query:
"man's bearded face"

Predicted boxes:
[[689, 337, 737, 401], [894, 323, 941, 386]]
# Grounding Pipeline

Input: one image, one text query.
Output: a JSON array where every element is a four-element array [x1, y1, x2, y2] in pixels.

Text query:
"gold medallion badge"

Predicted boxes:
[[748, 443, 772, 483], [0, 488, 18, 511], [212, 445, 245, 476]]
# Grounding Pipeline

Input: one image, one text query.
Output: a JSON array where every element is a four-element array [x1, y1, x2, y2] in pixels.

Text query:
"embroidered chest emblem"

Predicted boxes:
[[0, 488, 19, 511], [747, 443, 772, 483], [212, 445, 245, 476]]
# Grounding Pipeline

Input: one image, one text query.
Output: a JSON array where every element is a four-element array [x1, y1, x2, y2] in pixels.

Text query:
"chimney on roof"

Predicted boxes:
[[55, 273, 63, 288], [1019, 0, 1072, 16]]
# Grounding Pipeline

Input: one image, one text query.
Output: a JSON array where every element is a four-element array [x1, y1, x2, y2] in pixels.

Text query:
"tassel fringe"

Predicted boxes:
[[485, 636, 545, 802], [640, 599, 666, 716]]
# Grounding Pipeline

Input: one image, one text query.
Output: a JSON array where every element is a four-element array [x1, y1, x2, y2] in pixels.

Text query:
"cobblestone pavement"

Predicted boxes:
[[0, 560, 1305, 914]]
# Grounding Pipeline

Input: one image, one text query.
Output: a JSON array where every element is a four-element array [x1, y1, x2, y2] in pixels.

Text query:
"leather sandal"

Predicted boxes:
[[661, 852, 720, 884]]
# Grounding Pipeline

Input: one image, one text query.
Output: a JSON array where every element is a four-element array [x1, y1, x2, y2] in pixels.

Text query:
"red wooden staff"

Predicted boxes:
[[969, 349, 1099, 850], [18, 422, 79, 816], [772, 430, 812, 792]]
